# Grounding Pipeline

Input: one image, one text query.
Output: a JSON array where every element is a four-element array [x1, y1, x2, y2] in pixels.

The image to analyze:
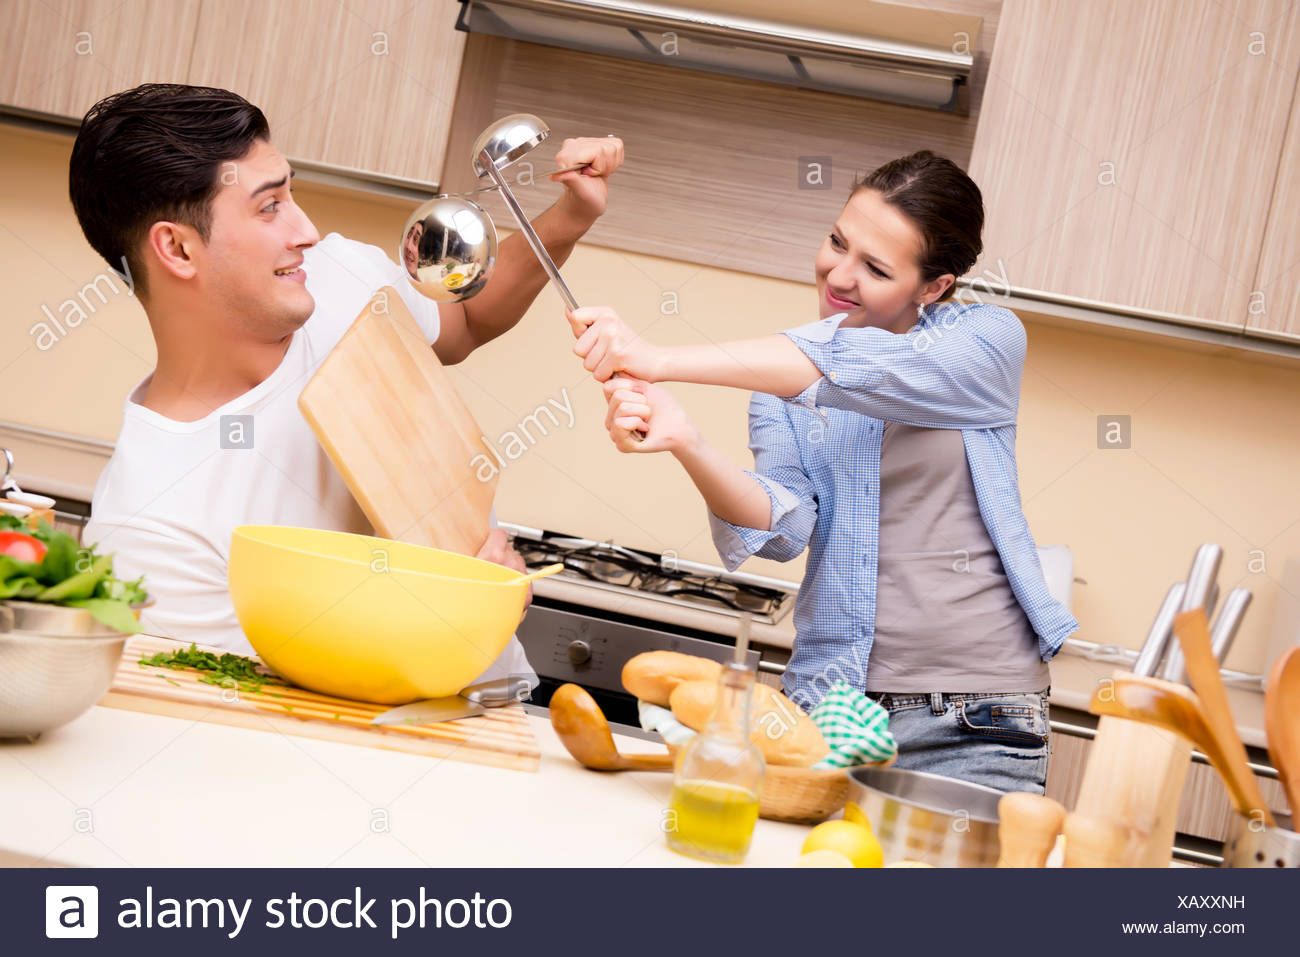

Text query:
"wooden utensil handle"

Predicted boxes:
[[998, 792, 1066, 867], [1173, 610, 1276, 826], [1064, 813, 1137, 867]]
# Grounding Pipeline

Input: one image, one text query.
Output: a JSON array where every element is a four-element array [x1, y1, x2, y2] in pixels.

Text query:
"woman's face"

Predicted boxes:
[[813, 187, 953, 333]]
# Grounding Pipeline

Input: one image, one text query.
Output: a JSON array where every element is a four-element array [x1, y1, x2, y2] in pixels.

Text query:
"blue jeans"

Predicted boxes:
[[866, 689, 1051, 794]]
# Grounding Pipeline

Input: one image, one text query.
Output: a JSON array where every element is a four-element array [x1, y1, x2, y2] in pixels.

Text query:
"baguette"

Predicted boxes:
[[669, 679, 830, 768], [621, 650, 721, 706]]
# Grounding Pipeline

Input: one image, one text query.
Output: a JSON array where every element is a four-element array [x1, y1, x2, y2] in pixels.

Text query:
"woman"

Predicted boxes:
[[569, 151, 1078, 794]]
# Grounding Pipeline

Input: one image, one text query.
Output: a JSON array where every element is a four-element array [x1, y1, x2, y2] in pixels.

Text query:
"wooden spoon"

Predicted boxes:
[[1265, 646, 1300, 815], [514, 562, 565, 585], [548, 682, 673, 772], [1090, 672, 1274, 825], [997, 792, 1066, 867], [1172, 609, 1275, 826]]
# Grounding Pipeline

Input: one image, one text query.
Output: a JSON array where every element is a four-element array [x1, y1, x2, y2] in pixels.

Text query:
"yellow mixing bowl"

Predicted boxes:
[[229, 525, 535, 704]]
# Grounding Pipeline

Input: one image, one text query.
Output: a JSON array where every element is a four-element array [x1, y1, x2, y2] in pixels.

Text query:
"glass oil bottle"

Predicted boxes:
[[666, 615, 765, 863]]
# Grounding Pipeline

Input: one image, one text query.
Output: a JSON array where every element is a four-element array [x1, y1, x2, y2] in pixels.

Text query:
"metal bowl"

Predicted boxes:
[[0, 601, 129, 742], [1222, 812, 1300, 867], [846, 765, 1005, 867], [398, 195, 497, 303]]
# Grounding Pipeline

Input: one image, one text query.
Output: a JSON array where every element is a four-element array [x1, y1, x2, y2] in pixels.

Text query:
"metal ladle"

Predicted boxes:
[[399, 195, 497, 303], [397, 114, 581, 306], [471, 113, 581, 311]]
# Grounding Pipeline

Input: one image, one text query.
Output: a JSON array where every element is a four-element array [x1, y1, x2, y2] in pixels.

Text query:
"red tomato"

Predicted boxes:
[[0, 531, 47, 564]]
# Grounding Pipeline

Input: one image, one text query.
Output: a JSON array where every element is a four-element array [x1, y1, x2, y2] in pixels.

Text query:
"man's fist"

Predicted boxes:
[[552, 136, 625, 225]]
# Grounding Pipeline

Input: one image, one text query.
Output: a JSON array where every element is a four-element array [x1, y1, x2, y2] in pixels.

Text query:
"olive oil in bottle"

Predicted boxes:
[[666, 616, 764, 864]]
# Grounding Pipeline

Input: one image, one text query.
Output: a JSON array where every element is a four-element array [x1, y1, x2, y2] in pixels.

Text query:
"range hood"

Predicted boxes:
[[455, 0, 980, 111]]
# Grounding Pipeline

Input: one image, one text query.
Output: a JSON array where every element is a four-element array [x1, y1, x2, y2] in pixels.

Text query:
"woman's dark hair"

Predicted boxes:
[[68, 83, 270, 295], [851, 150, 984, 302]]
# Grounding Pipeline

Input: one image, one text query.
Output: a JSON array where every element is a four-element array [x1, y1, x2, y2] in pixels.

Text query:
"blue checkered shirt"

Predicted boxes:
[[708, 302, 1079, 710]]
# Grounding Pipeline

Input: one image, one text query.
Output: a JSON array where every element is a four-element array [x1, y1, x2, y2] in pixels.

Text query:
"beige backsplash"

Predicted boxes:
[[3, 124, 1300, 677]]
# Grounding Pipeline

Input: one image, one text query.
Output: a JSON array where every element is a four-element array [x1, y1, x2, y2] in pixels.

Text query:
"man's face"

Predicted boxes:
[[200, 139, 320, 339]]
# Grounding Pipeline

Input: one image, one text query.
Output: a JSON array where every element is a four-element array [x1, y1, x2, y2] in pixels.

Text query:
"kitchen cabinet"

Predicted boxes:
[[0, 0, 465, 188], [1249, 64, 1300, 341], [969, 0, 1300, 332], [186, 0, 467, 186], [0, 0, 200, 120]]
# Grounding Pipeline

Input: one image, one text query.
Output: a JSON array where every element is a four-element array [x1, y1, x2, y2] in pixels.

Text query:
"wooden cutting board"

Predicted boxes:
[[298, 286, 496, 556], [99, 636, 540, 772]]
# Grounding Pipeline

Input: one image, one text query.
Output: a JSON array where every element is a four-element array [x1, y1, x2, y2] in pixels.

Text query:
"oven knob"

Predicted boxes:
[[566, 640, 592, 665]]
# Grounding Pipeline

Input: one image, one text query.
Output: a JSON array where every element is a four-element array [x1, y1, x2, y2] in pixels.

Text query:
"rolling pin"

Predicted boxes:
[[997, 792, 1067, 867]]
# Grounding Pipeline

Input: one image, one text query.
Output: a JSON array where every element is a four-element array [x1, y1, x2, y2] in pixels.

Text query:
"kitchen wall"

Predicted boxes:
[[3, 122, 1299, 677]]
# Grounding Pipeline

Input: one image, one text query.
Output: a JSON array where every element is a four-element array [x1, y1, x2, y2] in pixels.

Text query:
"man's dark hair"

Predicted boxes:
[[68, 83, 270, 295]]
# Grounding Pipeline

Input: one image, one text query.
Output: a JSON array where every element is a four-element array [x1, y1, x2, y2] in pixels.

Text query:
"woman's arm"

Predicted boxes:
[[603, 379, 817, 566], [575, 306, 820, 397], [604, 378, 772, 529], [573, 302, 1025, 429]]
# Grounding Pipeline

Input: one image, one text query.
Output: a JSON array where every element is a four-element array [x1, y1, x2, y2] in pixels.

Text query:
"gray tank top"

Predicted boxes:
[[864, 422, 1050, 693]]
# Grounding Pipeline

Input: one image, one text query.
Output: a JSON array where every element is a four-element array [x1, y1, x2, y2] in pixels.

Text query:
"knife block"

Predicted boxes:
[[1074, 670, 1193, 867]]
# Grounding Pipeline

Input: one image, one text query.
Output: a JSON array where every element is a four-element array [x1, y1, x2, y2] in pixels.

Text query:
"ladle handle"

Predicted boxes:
[[484, 161, 579, 311], [482, 159, 646, 442]]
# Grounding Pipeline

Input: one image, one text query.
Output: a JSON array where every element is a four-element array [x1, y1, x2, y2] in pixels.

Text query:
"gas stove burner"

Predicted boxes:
[[588, 558, 636, 583], [731, 589, 777, 613], [504, 523, 796, 625]]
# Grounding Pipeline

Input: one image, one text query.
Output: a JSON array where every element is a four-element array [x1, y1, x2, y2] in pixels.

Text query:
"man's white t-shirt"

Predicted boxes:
[[83, 232, 536, 687]]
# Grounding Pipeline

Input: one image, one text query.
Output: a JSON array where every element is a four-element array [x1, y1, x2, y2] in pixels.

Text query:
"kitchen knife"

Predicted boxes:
[[1156, 544, 1222, 682], [371, 676, 533, 727], [1161, 586, 1251, 683]]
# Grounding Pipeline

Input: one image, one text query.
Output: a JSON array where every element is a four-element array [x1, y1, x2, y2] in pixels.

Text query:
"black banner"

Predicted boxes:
[[4, 866, 1296, 953]]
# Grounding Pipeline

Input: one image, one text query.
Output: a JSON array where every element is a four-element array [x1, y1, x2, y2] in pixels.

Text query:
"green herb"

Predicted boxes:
[[0, 515, 149, 632], [138, 643, 281, 695]]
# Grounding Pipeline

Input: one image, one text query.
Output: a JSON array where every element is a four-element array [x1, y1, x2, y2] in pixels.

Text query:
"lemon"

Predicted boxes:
[[793, 849, 855, 868], [842, 801, 874, 831], [801, 820, 884, 868]]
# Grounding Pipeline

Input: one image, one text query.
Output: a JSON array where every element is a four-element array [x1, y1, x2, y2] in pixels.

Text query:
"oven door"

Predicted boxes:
[[515, 600, 759, 729]]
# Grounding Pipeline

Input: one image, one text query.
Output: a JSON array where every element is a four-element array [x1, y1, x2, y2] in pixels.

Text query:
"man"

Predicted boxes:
[[73, 83, 624, 685]]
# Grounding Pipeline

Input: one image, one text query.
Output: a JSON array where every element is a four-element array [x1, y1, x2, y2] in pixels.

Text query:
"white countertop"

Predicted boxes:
[[0, 702, 812, 868]]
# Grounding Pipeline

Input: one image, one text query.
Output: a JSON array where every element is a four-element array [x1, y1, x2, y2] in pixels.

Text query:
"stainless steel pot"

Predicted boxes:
[[1221, 811, 1300, 867], [0, 601, 129, 741], [846, 765, 1005, 867]]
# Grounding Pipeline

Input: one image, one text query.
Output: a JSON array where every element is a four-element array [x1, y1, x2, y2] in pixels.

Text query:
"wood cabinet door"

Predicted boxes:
[[186, 0, 466, 187], [0, 0, 200, 120], [968, 0, 1300, 330], [1249, 65, 1300, 340]]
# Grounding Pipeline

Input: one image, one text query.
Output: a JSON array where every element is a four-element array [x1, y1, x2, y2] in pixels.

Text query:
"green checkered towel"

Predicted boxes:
[[808, 680, 896, 768], [637, 680, 895, 769]]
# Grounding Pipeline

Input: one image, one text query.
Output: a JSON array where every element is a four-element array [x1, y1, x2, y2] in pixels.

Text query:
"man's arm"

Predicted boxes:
[[433, 136, 625, 365]]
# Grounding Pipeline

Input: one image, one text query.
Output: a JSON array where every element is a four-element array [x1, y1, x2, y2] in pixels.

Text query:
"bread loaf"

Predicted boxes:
[[669, 679, 830, 768], [621, 651, 721, 706]]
